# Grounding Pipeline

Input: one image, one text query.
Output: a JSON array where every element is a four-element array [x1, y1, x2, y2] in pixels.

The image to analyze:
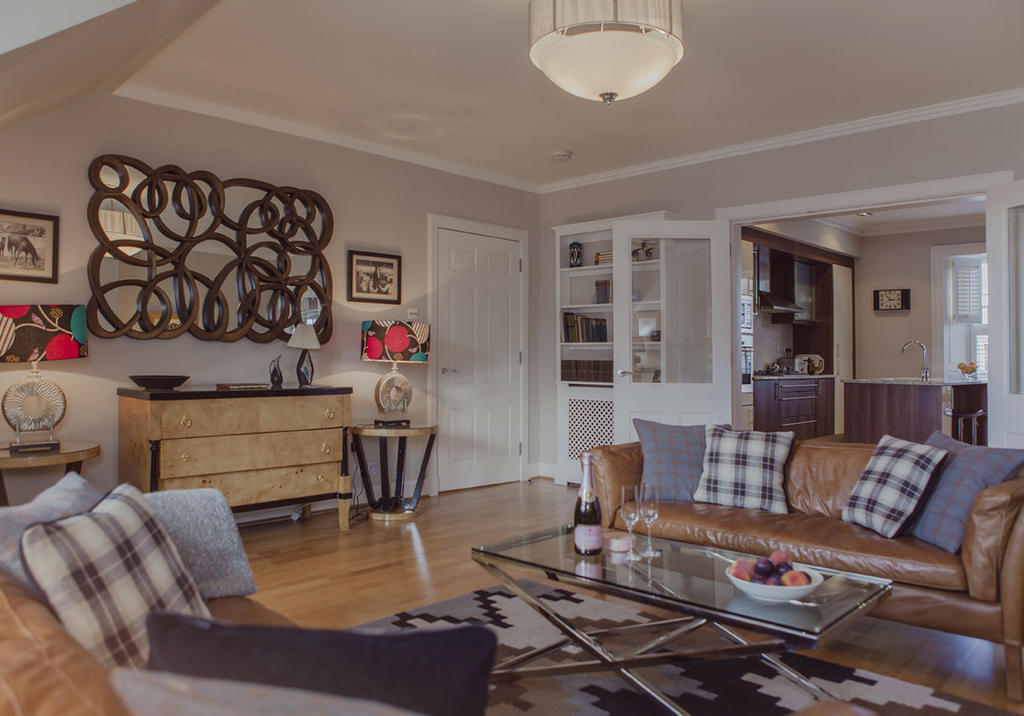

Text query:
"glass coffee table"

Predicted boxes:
[[472, 525, 891, 715]]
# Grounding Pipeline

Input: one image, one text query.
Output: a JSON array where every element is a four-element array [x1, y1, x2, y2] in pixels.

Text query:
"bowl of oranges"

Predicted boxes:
[[957, 362, 978, 381]]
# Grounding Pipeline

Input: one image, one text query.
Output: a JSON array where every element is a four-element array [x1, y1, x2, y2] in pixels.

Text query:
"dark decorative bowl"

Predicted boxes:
[[129, 375, 190, 390]]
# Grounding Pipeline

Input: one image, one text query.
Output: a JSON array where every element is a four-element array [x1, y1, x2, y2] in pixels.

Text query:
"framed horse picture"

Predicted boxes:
[[0, 209, 59, 284], [347, 249, 401, 304]]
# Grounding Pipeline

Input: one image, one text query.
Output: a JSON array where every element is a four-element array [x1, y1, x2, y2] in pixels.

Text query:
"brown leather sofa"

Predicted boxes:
[[591, 439, 1024, 700], [0, 571, 293, 715]]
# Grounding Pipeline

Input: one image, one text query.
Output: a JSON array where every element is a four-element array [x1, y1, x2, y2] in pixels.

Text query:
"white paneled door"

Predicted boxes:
[[436, 227, 523, 490], [986, 180, 1024, 448], [612, 220, 733, 442]]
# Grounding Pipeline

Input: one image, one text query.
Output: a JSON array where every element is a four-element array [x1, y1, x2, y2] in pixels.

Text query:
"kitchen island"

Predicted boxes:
[[843, 378, 986, 445]]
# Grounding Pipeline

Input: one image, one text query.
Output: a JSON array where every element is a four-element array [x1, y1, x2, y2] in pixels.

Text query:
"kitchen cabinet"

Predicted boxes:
[[753, 377, 835, 439]]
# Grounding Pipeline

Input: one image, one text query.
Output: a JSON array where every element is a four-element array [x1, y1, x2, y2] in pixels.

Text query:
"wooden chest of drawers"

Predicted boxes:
[[117, 386, 353, 528]]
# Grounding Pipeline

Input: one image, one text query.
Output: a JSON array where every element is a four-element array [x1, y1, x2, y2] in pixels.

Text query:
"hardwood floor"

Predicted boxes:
[[240, 478, 1023, 713]]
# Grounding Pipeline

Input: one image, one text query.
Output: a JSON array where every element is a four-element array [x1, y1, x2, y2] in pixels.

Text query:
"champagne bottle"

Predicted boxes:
[[574, 452, 602, 556]]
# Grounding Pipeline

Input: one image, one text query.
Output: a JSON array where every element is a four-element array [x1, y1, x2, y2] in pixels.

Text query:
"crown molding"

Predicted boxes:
[[113, 85, 542, 193], [116, 84, 1024, 198], [538, 87, 1024, 194], [812, 217, 861, 235]]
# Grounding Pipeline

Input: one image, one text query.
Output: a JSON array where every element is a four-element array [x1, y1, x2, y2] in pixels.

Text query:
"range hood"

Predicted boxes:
[[757, 291, 802, 314]]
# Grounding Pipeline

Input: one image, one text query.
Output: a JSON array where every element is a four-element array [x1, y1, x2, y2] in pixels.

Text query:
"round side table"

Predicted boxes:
[[350, 424, 437, 522], [0, 441, 101, 506]]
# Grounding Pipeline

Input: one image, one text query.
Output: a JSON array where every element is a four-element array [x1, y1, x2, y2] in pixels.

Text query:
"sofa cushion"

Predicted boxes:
[[21, 484, 210, 668], [0, 472, 103, 599], [632, 419, 729, 502], [145, 489, 257, 599], [906, 432, 1024, 553], [694, 426, 793, 514], [0, 572, 129, 716], [618, 501, 967, 591], [146, 612, 496, 716], [111, 670, 420, 716], [785, 443, 875, 518], [842, 435, 947, 538]]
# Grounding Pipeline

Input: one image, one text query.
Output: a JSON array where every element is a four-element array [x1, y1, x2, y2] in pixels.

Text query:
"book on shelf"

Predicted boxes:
[[594, 251, 612, 265], [562, 313, 608, 343], [561, 359, 614, 383], [594, 280, 611, 304]]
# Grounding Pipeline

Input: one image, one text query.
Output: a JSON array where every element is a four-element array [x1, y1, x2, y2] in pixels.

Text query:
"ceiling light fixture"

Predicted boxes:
[[856, 211, 874, 217], [529, 0, 684, 104], [551, 149, 574, 162]]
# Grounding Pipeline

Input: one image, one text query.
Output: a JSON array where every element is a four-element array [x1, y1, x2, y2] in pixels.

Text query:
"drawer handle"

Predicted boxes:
[[322, 442, 332, 455], [181, 451, 191, 462], [324, 408, 336, 420], [180, 416, 192, 429], [317, 474, 326, 483]]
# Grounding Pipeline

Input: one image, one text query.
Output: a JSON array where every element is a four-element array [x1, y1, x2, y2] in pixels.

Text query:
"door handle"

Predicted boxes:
[[441, 367, 459, 374], [617, 369, 634, 376]]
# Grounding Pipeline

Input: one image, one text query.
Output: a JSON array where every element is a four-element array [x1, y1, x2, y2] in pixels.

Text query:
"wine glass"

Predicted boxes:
[[639, 482, 661, 558], [619, 486, 642, 562]]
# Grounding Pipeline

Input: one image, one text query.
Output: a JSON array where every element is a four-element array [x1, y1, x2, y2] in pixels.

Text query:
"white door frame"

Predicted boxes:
[[715, 171, 1014, 426], [426, 213, 530, 490]]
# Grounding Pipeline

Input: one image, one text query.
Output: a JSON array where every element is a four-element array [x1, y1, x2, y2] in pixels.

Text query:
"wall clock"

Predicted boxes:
[[873, 288, 910, 311]]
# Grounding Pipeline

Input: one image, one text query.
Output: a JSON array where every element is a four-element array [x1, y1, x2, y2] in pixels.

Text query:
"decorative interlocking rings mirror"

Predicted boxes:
[[85, 154, 333, 343]]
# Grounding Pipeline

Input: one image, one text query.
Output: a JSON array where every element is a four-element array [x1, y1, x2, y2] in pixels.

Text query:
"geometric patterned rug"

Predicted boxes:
[[357, 582, 1011, 715]]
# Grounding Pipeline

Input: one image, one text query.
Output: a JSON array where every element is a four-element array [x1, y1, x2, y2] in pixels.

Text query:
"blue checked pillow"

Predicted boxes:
[[633, 419, 730, 502], [693, 426, 794, 514], [905, 432, 1024, 552], [842, 435, 947, 538]]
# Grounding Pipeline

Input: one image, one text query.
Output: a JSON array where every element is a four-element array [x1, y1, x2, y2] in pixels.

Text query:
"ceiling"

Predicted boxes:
[[817, 196, 986, 236], [105, 0, 1024, 190]]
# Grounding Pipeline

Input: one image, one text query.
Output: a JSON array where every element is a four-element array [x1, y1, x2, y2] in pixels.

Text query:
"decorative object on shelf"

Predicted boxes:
[[568, 241, 583, 267], [85, 154, 333, 344], [0, 209, 59, 284], [594, 251, 612, 265], [288, 323, 320, 387], [128, 375, 189, 390], [631, 240, 655, 262], [347, 250, 401, 305], [361, 320, 429, 426], [1, 304, 87, 453], [873, 288, 911, 311], [269, 355, 283, 389], [528, 0, 684, 104]]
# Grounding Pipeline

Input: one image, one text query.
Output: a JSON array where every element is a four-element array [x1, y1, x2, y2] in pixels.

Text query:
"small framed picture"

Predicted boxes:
[[347, 250, 401, 304], [0, 209, 59, 284]]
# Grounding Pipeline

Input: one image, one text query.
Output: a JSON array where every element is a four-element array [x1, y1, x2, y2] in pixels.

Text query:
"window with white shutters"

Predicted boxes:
[[952, 256, 984, 324]]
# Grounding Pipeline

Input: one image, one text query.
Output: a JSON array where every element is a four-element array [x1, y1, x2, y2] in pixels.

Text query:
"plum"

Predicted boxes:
[[751, 574, 767, 584], [775, 562, 793, 575], [765, 576, 781, 586], [754, 557, 775, 577]]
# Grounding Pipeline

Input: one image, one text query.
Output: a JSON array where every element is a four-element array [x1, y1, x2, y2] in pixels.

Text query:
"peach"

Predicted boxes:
[[728, 561, 753, 581], [769, 550, 790, 566], [780, 571, 811, 586]]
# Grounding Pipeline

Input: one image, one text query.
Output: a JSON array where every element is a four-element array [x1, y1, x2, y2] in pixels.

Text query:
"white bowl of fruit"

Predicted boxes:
[[725, 551, 823, 602]]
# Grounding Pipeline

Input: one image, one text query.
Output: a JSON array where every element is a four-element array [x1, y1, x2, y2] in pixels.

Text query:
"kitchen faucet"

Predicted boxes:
[[901, 339, 929, 382]]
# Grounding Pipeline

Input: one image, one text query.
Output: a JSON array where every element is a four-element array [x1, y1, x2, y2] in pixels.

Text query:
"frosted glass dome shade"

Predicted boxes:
[[530, 25, 684, 103]]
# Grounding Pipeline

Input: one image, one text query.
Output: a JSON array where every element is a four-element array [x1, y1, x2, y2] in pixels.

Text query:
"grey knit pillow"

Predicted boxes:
[[0, 473, 103, 599], [145, 489, 256, 599]]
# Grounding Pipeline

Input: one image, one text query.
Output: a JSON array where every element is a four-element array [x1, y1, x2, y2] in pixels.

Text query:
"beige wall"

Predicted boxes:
[[0, 95, 537, 503], [535, 102, 1024, 467], [853, 225, 985, 379]]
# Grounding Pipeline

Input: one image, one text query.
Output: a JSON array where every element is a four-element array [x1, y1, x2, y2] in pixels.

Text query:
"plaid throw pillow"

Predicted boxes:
[[693, 426, 795, 514], [842, 435, 948, 538], [906, 431, 1024, 552], [20, 483, 209, 668]]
